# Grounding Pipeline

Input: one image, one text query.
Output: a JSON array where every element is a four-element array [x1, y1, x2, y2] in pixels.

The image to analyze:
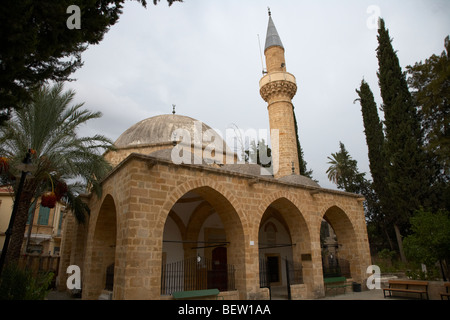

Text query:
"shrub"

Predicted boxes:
[[403, 209, 450, 279], [0, 264, 54, 300]]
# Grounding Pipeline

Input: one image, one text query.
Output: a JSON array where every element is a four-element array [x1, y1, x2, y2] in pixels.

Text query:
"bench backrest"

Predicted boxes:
[[172, 289, 220, 299], [388, 280, 428, 286], [324, 277, 346, 284]]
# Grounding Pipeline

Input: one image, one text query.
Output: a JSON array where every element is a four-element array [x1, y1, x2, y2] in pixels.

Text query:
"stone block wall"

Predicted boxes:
[[61, 153, 371, 300]]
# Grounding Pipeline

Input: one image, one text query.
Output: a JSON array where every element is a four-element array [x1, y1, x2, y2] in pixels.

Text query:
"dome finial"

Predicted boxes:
[[172, 104, 176, 115], [268, 7, 271, 17]]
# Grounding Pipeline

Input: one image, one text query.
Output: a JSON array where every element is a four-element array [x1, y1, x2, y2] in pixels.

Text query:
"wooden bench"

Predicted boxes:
[[440, 282, 450, 300], [324, 276, 352, 295], [172, 288, 223, 300], [383, 280, 429, 300]]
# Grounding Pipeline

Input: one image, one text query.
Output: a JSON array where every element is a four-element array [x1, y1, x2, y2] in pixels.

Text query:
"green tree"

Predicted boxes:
[[293, 107, 313, 178], [355, 79, 396, 251], [403, 209, 450, 280], [406, 36, 450, 213], [326, 141, 382, 238], [355, 80, 387, 204], [0, 83, 114, 264], [326, 141, 365, 193], [245, 139, 271, 168], [406, 36, 450, 173], [0, 0, 181, 124], [376, 18, 431, 262]]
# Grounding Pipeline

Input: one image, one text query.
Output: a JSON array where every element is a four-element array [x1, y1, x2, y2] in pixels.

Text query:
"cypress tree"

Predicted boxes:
[[376, 18, 431, 261], [356, 80, 386, 197], [293, 107, 314, 178], [356, 79, 395, 250]]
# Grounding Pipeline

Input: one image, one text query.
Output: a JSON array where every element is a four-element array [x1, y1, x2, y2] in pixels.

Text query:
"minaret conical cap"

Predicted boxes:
[[264, 14, 284, 51]]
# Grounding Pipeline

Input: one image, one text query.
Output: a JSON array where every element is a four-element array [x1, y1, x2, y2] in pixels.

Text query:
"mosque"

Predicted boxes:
[[57, 12, 371, 300]]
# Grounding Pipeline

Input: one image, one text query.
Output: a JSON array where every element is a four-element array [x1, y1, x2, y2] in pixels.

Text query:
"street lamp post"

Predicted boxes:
[[0, 151, 32, 278]]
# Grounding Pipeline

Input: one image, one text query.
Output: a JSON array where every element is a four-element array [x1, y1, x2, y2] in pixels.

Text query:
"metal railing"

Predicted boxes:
[[105, 263, 114, 291], [161, 257, 235, 295], [285, 259, 304, 285]]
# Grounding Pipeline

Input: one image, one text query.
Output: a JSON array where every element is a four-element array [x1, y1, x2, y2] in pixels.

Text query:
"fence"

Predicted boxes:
[[161, 257, 236, 295], [16, 254, 60, 288], [259, 258, 270, 288], [18, 254, 60, 276], [285, 259, 304, 285]]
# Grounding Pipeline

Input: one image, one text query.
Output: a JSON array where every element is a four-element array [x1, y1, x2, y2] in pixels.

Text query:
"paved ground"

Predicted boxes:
[[46, 288, 391, 300], [46, 290, 80, 300], [319, 288, 387, 300], [269, 285, 391, 300]]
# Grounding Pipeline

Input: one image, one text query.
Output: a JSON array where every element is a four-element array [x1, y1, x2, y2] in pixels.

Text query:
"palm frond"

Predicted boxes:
[[0, 82, 114, 224], [64, 189, 90, 224]]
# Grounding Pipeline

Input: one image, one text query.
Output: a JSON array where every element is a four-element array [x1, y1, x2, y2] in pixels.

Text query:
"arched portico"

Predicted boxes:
[[83, 194, 118, 299], [317, 203, 370, 295], [321, 205, 358, 278], [160, 184, 246, 298], [258, 196, 312, 299]]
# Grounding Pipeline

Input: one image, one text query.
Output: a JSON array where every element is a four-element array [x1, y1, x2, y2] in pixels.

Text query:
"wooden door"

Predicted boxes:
[[211, 247, 228, 291]]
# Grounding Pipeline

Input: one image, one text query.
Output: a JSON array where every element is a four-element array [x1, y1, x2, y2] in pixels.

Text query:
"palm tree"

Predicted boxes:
[[0, 83, 114, 264], [326, 142, 349, 185], [326, 153, 342, 185], [326, 142, 365, 193]]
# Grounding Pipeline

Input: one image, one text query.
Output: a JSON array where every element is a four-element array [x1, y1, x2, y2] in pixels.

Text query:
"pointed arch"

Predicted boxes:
[[320, 204, 359, 279], [319, 204, 357, 251], [83, 194, 118, 299], [257, 191, 311, 250], [257, 194, 312, 296], [158, 178, 243, 231], [159, 178, 246, 296]]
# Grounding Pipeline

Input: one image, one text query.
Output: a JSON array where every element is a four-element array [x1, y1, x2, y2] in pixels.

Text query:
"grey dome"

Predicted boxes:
[[278, 174, 320, 188], [221, 164, 272, 176], [148, 148, 207, 165], [114, 114, 228, 150]]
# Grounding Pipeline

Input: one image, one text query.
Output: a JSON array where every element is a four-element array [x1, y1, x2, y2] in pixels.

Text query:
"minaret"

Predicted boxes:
[[260, 11, 299, 178]]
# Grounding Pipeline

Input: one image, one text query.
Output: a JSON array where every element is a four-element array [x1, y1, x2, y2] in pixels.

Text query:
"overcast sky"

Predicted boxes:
[[65, 0, 450, 190]]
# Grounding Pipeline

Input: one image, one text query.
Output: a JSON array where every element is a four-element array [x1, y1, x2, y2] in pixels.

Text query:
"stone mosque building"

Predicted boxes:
[[57, 13, 371, 300]]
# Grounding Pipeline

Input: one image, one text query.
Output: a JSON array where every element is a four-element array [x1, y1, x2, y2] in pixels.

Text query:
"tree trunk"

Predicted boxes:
[[384, 226, 395, 251], [5, 178, 36, 265], [439, 259, 447, 282], [393, 223, 407, 263], [444, 257, 450, 282]]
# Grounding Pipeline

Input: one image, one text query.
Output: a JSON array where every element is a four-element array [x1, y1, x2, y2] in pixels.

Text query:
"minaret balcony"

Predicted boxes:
[[259, 71, 297, 102]]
